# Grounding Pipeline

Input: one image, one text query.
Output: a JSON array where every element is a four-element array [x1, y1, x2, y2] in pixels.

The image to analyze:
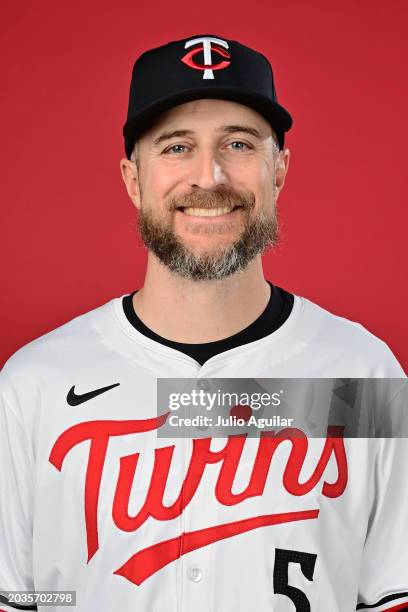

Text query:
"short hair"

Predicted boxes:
[[130, 141, 140, 170]]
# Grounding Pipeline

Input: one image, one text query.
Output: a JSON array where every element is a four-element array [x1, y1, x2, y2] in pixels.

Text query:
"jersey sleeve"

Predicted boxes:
[[0, 385, 36, 611], [356, 437, 408, 611]]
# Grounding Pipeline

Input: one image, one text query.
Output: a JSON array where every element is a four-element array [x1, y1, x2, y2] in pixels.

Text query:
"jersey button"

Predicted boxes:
[[197, 379, 210, 392], [188, 566, 203, 582]]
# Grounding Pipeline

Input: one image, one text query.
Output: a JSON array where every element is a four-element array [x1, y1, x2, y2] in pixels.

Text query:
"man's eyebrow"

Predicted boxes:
[[219, 124, 262, 139], [152, 129, 194, 146], [152, 124, 262, 147]]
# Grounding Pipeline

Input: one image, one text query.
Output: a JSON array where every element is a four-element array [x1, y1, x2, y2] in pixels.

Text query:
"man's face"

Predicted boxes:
[[121, 99, 290, 280]]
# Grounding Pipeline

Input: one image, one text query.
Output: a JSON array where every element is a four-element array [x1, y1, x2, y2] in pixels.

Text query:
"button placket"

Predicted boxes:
[[179, 381, 216, 612]]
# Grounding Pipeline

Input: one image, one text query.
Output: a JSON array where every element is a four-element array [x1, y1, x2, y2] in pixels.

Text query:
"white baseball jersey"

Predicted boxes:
[[1, 293, 407, 612]]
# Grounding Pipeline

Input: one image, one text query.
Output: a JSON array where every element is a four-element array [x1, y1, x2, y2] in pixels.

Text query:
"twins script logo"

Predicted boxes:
[[49, 414, 348, 586], [181, 36, 231, 80]]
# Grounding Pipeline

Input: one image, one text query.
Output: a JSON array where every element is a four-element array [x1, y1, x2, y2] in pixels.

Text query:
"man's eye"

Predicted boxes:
[[228, 141, 252, 151], [163, 144, 189, 154]]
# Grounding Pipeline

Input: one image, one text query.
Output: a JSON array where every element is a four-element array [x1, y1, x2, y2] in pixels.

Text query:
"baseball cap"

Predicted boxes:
[[123, 34, 293, 158]]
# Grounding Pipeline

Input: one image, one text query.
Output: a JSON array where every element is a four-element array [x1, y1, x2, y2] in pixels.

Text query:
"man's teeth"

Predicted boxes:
[[182, 206, 235, 217]]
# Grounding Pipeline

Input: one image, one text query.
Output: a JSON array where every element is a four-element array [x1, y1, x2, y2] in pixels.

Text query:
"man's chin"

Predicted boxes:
[[174, 238, 239, 260], [138, 210, 279, 280]]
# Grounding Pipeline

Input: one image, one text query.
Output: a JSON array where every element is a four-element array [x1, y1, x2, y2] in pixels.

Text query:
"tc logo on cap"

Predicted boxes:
[[181, 36, 231, 80]]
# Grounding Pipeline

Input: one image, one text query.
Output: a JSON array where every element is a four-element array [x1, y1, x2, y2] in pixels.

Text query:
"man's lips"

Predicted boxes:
[[174, 205, 245, 222]]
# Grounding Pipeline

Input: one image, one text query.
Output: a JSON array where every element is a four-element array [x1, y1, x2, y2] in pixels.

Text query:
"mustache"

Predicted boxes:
[[168, 187, 256, 210]]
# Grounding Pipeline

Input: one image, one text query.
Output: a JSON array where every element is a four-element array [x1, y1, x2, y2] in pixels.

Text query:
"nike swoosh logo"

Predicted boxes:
[[67, 383, 120, 406]]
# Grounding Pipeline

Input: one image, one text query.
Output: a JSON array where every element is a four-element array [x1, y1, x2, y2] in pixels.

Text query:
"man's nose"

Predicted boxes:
[[187, 149, 228, 190]]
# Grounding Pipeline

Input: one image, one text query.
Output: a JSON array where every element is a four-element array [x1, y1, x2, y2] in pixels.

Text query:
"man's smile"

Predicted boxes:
[[175, 205, 245, 223]]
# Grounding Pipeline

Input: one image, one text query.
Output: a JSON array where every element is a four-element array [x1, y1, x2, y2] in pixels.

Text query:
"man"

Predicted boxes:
[[0, 34, 407, 612]]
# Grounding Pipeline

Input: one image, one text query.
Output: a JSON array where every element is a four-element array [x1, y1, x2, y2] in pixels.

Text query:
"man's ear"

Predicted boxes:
[[120, 158, 141, 210], [274, 148, 290, 200]]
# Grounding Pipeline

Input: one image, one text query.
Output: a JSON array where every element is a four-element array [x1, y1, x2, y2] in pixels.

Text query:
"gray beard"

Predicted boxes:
[[136, 188, 279, 281]]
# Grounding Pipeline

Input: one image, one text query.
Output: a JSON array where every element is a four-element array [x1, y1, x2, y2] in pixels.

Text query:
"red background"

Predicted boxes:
[[1, 1, 407, 370]]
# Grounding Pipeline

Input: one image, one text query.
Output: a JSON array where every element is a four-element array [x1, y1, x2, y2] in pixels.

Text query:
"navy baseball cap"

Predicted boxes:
[[123, 34, 293, 158]]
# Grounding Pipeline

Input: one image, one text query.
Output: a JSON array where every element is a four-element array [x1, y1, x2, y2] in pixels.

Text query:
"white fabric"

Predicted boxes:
[[0, 294, 407, 612]]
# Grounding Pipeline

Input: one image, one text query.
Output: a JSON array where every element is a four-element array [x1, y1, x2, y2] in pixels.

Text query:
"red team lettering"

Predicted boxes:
[[49, 415, 348, 585]]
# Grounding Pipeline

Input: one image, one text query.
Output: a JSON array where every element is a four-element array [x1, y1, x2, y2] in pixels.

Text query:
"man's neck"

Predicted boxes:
[[132, 254, 271, 344]]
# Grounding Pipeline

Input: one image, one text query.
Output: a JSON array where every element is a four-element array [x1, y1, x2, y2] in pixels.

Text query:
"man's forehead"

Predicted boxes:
[[145, 98, 273, 139]]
